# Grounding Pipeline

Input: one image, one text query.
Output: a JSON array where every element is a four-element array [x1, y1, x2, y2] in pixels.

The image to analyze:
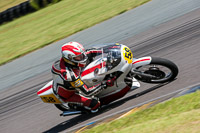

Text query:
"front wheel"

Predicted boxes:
[[134, 57, 179, 83]]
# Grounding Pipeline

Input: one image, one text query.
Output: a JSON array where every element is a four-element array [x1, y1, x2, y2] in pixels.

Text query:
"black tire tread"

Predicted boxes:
[[54, 104, 68, 111]]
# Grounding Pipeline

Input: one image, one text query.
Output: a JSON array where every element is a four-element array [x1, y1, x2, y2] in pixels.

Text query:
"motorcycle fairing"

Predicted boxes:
[[81, 44, 140, 98], [81, 44, 133, 86], [37, 81, 62, 104], [81, 60, 107, 87], [99, 85, 131, 105]]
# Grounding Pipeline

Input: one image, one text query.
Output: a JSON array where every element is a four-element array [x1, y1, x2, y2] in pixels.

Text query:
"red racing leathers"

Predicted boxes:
[[51, 49, 104, 111]]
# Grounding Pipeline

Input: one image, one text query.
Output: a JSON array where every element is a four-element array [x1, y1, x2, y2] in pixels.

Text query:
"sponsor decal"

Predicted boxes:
[[70, 79, 84, 88], [92, 79, 98, 82]]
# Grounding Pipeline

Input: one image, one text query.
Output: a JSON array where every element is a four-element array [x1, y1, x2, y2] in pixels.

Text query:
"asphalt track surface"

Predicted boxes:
[[1, 0, 200, 91], [1, 1, 200, 133]]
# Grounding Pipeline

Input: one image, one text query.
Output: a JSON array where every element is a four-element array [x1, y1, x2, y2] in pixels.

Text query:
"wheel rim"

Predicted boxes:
[[136, 64, 173, 82]]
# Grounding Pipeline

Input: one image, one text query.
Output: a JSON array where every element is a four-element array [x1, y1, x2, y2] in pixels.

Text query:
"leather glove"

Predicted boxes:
[[102, 76, 117, 89]]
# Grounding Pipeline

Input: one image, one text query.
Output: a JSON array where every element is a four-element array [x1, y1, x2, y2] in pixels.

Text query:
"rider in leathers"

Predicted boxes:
[[51, 42, 114, 113]]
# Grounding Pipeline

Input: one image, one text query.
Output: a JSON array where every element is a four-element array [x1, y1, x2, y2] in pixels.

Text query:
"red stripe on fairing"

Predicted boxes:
[[37, 85, 52, 95], [62, 45, 81, 55], [132, 58, 150, 64], [81, 62, 106, 77]]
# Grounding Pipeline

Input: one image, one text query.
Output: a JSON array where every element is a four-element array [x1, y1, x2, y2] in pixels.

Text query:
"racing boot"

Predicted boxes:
[[84, 97, 100, 113]]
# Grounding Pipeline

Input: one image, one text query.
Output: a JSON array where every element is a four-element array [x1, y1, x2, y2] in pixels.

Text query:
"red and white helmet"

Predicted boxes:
[[61, 42, 88, 67]]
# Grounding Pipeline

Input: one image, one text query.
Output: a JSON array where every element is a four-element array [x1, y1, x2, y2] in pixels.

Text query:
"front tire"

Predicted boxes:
[[134, 57, 178, 83]]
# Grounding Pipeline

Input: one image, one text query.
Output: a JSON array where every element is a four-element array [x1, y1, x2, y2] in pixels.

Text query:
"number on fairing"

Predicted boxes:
[[123, 47, 133, 64], [41, 97, 56, 103], [125, 48, 132, 59]]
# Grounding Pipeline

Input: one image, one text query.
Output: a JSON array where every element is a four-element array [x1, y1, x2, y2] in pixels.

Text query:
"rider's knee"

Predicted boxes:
[[90, 99, 100, 110]]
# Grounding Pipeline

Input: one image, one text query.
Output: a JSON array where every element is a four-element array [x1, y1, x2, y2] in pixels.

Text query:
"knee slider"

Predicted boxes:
[[89, 99, 100, 109]]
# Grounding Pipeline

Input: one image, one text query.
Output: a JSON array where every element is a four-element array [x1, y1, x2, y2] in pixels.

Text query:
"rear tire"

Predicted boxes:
[[55, 103, 88, 113], [54, 104, 69, 111]]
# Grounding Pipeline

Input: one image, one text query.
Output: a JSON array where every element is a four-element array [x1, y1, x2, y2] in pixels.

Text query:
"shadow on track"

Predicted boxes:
[[43, 82, 170, 133]]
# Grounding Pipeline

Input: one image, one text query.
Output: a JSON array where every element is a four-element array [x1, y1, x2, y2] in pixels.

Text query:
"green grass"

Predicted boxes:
[[82, 91, 200, 133], [0, 0, 27, 12], [0, 0, 150, 65]]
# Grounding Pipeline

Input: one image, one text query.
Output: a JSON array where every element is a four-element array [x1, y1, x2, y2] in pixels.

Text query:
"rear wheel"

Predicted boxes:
[[134, 57, 178, 83], [54, 104, 69, 111], [55, 103, 90, 114]]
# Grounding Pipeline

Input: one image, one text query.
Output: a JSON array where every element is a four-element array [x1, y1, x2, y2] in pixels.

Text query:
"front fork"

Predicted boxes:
[[125, 56, 153, 89], [131, 69, 157, 78]]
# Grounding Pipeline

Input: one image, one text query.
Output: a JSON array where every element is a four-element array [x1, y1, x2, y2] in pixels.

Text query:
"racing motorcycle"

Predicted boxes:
[[37, 43, 178, 116]]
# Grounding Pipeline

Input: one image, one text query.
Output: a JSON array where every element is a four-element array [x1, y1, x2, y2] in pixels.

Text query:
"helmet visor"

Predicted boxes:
[[73, 53, 86, 61]]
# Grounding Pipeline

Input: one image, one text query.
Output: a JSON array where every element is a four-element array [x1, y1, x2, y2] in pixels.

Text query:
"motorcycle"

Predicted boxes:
[[37, 43, 178, 116]]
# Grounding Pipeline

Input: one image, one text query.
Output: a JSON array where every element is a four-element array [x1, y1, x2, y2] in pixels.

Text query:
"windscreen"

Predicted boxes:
[[93, 44, 122, 70]]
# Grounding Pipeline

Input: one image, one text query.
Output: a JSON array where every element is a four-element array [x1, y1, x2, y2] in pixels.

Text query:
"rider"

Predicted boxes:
[[51, 42, 115, 113]]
